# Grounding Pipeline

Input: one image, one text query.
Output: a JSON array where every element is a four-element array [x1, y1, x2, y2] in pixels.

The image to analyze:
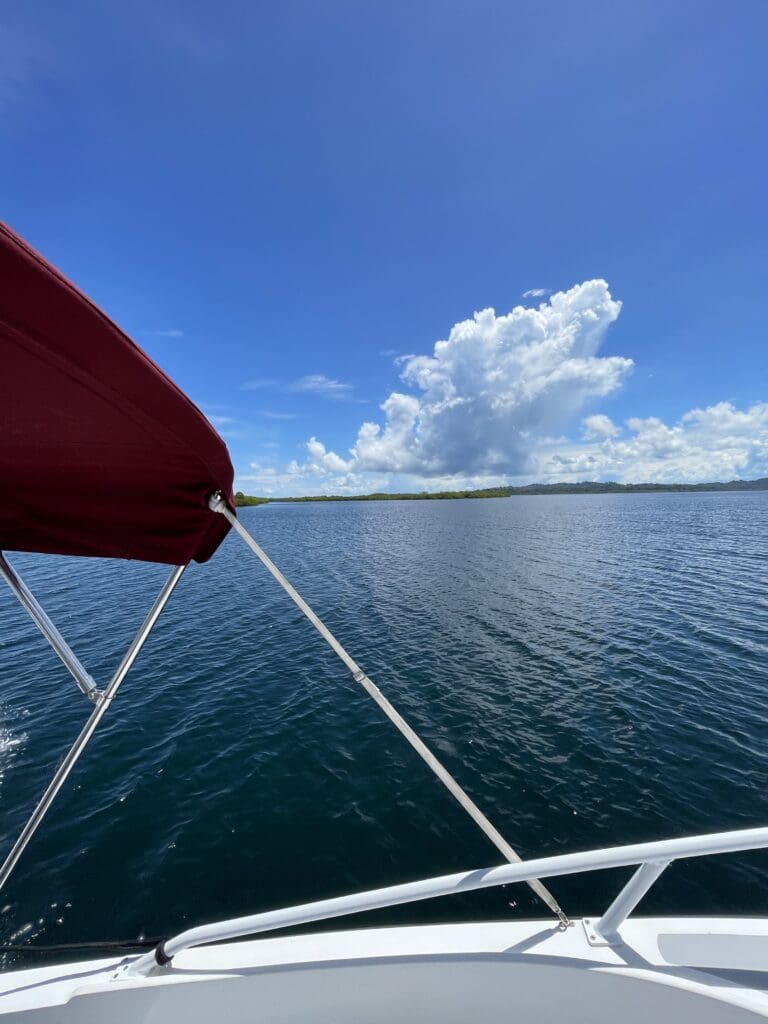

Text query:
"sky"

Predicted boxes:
[[2, 1, 767, 495]]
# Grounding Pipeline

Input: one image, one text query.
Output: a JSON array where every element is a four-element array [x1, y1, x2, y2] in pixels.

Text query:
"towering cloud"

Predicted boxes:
[[309, 280, 629, 477]]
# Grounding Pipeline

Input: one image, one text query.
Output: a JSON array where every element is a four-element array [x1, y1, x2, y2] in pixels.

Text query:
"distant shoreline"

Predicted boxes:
[[234, 477, 768, 506]]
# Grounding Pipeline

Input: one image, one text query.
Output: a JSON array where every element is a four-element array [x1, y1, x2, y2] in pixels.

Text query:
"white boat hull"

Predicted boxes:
[[2, 918, 768, 1021]]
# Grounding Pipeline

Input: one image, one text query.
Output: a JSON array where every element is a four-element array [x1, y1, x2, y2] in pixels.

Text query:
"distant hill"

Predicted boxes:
[[233, 477, 768, 506]]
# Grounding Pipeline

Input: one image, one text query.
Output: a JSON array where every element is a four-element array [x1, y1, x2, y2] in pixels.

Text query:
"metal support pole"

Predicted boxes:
[[0, 563, 186, 895], [0, 552, 99, 700], [593, 859, 670, 942], [209, 494, 569, 928]]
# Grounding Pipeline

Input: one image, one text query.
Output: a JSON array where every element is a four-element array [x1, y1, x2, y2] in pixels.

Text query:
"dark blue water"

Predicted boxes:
[[1, 493, 767, 957]]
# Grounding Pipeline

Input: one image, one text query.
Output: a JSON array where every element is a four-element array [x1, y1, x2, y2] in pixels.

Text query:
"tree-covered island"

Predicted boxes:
[[233, 477, 768, 506]]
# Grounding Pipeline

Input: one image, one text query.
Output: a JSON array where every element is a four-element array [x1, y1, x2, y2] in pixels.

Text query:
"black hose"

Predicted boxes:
[[0, 937, 165, 953]]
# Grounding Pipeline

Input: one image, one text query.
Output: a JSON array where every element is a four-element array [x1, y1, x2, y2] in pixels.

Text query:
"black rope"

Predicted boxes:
[[0, 936, 164, 953]]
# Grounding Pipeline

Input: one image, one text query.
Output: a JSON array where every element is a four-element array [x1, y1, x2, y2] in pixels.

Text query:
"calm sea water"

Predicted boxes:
[[1, 493, 767, 958]]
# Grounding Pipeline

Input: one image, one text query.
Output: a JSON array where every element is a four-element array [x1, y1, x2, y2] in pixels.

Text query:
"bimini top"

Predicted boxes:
[[0, 221, 235, 564]]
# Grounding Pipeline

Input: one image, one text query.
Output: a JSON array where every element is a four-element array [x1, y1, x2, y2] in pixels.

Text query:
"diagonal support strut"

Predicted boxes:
[[210, 494, 569, 928], [0, 553, 100, 701], [0, 560, 186, 894]]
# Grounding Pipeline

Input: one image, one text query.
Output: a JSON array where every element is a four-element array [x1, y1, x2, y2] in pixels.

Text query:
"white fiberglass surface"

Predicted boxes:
[[0, 960, 765, 1023], [1, 920, 768, 1022]]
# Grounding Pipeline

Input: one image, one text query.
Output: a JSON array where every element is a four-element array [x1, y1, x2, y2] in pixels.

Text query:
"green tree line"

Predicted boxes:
[[233, 477, 768, 506]]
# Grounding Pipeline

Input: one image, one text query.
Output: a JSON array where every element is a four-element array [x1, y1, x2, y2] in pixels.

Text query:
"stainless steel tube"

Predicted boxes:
[[0, 552, 99, 700], [0, 563, 186, 894]]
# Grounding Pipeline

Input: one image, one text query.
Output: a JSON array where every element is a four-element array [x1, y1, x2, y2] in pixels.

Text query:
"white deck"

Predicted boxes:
[[2, 917, 768, 1021]]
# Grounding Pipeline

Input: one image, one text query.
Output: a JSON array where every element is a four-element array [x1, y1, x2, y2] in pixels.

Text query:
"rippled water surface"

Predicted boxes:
[[1, 493, 767, 955]]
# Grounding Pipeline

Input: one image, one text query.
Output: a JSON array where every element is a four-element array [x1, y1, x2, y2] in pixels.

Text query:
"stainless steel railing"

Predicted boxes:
[[128, 824, 768, 975]]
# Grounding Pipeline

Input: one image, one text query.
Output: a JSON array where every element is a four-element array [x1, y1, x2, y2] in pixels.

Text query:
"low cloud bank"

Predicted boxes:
[[539, 402, 768, 483]]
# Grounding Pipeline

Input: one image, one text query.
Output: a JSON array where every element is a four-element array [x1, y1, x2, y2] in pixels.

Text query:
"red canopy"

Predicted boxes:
[[0, 221, 235, 564]]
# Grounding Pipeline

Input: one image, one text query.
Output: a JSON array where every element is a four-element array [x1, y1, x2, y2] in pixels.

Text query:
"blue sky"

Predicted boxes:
[[2, 1, 767, 494]]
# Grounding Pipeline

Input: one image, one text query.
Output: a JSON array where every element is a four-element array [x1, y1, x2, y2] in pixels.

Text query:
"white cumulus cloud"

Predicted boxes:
[[582, 413, 621, 441], [237, 282, 768, 496], [303, 437, 351, 473], [538, 402, 768, 482], [301, 280, 629, 478]]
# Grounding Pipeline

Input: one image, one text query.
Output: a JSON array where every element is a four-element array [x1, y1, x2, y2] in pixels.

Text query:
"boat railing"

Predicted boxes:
[[127, 824, 768, 976]]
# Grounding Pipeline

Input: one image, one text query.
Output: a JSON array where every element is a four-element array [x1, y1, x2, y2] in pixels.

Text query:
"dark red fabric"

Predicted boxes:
[[0, 221, 235, 564]]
